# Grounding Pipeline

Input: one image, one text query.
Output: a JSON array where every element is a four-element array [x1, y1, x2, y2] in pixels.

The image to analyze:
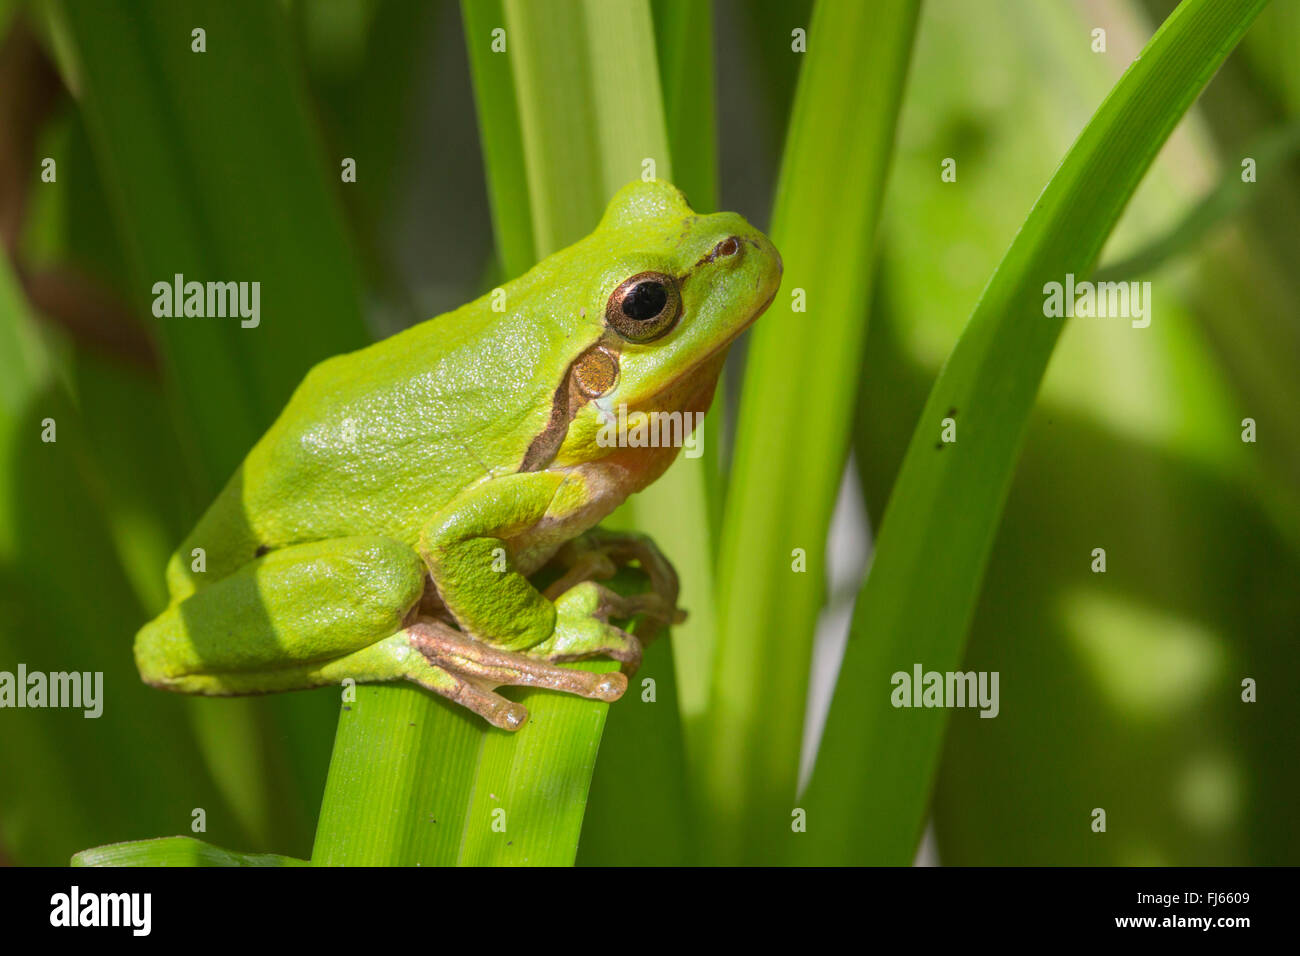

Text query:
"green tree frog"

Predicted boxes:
[[135, 180, 782, 730]]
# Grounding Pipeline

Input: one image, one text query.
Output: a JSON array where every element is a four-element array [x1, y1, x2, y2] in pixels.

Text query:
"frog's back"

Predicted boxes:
[[170, 294, 571, 593]]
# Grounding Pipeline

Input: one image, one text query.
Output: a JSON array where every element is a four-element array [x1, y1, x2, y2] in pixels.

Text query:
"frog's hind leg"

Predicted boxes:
[[402, 620, 626, 730], [310, 633, 536, 731], [135, 532, 620, 731], [135, 534, 428, 695], [240, 627, 616, 732]]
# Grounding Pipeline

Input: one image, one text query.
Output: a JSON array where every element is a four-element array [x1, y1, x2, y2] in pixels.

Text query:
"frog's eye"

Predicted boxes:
[[605, 271, 681, 342]]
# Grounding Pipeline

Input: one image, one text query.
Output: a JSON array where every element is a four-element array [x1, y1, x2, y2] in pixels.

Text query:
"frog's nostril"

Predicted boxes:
[[717, 236, 740, 257]]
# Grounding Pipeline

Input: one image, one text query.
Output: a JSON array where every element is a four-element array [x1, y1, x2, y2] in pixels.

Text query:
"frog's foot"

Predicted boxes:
[[405, 619, 626, 731], [542, 528, 685, 639], [528, 579, 670, 674]]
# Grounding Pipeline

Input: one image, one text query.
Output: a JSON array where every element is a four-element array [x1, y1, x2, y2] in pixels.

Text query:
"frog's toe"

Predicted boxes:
[[545, 579, 676, 667], [535, 625, 644, 673], [406, 619, 627, 721], [450, 678, 532, 731], [372, 634, 531, 730]]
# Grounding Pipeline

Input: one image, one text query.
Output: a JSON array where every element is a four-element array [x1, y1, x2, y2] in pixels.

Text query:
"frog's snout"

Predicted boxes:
[[738, 228, 781, 276], [748, 232, 784, 306]]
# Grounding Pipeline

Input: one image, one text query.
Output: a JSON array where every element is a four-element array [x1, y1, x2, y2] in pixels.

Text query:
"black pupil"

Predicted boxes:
[[622, 281, 667, 321]]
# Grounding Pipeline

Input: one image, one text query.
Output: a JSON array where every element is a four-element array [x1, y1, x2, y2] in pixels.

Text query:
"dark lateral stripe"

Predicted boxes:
[[519, 371, 572, 472], [519, 332, 625, 473]]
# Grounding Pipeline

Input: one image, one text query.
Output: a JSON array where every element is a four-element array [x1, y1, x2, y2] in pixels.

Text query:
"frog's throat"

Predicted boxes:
[[623, 346, 725, 421]]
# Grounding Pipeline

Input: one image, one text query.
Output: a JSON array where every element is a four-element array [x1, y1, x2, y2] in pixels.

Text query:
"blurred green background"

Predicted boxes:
[[0, 0, 1296, 866]]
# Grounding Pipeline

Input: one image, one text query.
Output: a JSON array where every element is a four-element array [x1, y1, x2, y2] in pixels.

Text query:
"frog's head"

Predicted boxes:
[[549, 180, 782, 475]]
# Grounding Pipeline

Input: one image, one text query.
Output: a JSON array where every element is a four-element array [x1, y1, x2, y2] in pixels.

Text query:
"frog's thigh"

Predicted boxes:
[[135, 535, 426, 694], [419, 470, 583, 651]]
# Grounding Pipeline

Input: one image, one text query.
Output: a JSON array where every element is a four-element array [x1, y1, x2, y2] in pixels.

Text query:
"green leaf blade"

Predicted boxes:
[[74, 836, 308, 867], [703, 0, 921, 864], [801, 0, 1271, 865]]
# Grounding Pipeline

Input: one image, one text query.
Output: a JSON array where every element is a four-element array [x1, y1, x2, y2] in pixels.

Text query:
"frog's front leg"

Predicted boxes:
[[420, 470, 653, 674], [541, 527, 685, 639]]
